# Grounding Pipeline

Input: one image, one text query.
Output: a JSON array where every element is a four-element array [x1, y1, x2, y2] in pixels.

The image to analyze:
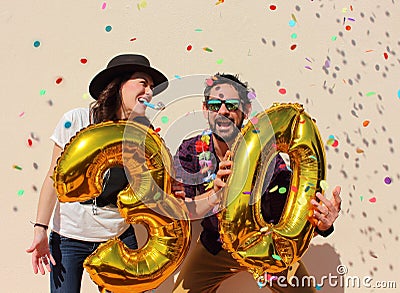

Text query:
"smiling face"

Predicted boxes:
[[118, 72, 154, 118], [203, 83, 251, 145]]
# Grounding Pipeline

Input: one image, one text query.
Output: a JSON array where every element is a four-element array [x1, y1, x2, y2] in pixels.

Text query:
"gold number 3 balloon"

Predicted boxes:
[[218, 103, 326, 280], [53, 120, 191, 293]]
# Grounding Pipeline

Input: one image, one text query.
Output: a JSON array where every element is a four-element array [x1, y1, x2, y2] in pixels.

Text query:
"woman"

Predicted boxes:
[[26, 54, 168, 292]]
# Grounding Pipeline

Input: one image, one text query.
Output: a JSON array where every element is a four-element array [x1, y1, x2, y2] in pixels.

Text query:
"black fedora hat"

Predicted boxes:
[[89, 54, 168, 99]]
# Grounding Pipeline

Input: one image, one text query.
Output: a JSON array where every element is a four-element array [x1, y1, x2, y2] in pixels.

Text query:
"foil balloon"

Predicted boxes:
[[53, 120, 191, 293], [218, 103, 326, 280]]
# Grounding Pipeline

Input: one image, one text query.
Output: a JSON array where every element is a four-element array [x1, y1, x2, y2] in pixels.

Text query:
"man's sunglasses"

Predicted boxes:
[[205, 99, 241, 112]]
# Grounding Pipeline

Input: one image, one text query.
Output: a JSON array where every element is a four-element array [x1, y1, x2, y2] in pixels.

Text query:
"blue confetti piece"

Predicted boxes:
[[289, 19, 296, 27], [64, 121, 72, 128]]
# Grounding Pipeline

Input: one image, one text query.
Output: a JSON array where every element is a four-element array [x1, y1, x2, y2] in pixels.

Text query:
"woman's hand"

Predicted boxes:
[[26, 227, 56, 274]]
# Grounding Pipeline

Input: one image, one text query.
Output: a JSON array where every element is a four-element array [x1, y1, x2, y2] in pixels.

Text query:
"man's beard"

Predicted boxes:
[[209, 115, 244, 144]]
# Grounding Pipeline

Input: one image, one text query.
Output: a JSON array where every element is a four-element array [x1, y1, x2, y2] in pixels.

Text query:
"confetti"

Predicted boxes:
[[39, 89, 46, 96], [101, 2, 107, 9], [331, 36, 337, 41], [269, 4, 277, 11], [356, 147, 364, 153], [305, 185, 310, 192], [291, 185, 298, 192], [33, 40, 41, 48], [105, 25, 112, 32], [19, 112, 25, 117], [242, 191, 252, 194], [161, 116, 169, 124], [247, 91, 256, 100], [269, 185, 278, 193], [369, 197, 376, 203], [27, 138, 33, 147], [80, 58, 88, 64], [64, 121, 72, 128], [290, 44, 297, 50], [203, 47, 213, 52], [250, 117, 259, 125], [362, 120, 370, 127], [272, 254, 282, 261], [207, 78, 217, 86], [278, 187, 287, 194], [17, 190, 25, 196], [320, 180, 329, 191], [194, 28, 203, 32], [345, 25, 351, 31], [154, 127, 161, 133], [13, 165, 22, 170], [55, 77, 63, 84], [278, 88, 287, 95], [383, 52, 388, 60], [130, 37, 137, 42], [186, 44, 193, 51], [216, 59, 223, 64], [137, 0, 147, 9], [291, 33, 297, 39], [252, 129, 260, 133], [366, 91, 376, 96], [288, 19, 296, 27], [397, 89, 400, 99], [174, 75, 182, 79], [384, 177, 392, 185]]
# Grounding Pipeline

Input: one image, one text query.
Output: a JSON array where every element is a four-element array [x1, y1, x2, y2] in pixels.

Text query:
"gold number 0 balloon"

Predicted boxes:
[[53, 120, 191, 293], [218, 103, 326, 280]]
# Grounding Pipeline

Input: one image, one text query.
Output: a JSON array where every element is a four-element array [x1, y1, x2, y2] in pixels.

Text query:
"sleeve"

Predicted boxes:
[[173, 138, 202, 199], [50, 108, 89, 149]]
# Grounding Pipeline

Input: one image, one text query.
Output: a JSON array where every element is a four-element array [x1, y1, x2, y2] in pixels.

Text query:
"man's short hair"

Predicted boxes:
[[203, 73, 252, 104]]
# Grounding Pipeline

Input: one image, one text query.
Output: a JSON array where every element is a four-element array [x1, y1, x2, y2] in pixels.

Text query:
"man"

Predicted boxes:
[[172, 73, 342, 292]]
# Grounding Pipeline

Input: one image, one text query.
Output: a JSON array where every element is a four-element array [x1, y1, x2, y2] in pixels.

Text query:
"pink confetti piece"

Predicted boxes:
[[19, 112, 25, 117], [101, 2, 107, 9], [369, 197, 376, 203]]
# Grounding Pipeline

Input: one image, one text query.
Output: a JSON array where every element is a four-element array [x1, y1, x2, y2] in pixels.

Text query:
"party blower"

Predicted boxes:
[[139, 98, 166, 110]]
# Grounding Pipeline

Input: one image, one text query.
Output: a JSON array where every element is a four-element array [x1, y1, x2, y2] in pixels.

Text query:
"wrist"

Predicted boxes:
[[33, 223, 49, 231], [315, 225, 334, 237]]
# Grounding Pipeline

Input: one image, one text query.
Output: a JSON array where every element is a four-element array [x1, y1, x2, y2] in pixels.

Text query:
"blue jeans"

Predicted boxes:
[[49, 226, 137, 293]]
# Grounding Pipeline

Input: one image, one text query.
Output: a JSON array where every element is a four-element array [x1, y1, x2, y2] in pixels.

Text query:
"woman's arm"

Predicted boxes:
[[26, 143, 62, 274]]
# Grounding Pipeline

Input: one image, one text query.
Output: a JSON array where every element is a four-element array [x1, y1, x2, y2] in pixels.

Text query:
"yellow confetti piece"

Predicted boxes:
[[320, 180, 329, 191], [269, 185, 278, 193]]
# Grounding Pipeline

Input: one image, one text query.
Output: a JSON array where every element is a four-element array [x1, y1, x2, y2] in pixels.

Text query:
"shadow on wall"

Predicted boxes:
[[218, 243, 344, 293]]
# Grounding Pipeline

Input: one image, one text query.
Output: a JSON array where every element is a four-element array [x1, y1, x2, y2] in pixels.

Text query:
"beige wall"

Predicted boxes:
[[2, 1, 400, 292]]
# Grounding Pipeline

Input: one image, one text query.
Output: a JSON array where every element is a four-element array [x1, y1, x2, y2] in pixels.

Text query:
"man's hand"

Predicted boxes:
[[311, 185, 342, 232]]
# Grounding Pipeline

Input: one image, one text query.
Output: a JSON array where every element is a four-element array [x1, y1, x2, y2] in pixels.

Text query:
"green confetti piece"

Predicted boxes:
[[161, 116, 169, 124], [272, 254, 282, 261], [216, 59, 223, 64], [17, 190, 25, 196], [278, 187, 287, 194], [291, 33, 298, 39], [40, 89, 46, 96], [366, 91, 376, 96], [203, 47, 213, 52], [195, 28, 203, 32], [360, 195, 364, 201], [13, 165, 23, 170], [153, 192, 161, 201], [331, 36, 337, 41]]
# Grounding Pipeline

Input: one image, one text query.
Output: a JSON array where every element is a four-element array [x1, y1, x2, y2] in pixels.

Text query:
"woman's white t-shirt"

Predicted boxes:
[[50, 107, 129, 242]]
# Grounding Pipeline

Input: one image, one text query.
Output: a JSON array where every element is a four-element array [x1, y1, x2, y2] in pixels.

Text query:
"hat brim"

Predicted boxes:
[[89, 64, 168, 100]]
